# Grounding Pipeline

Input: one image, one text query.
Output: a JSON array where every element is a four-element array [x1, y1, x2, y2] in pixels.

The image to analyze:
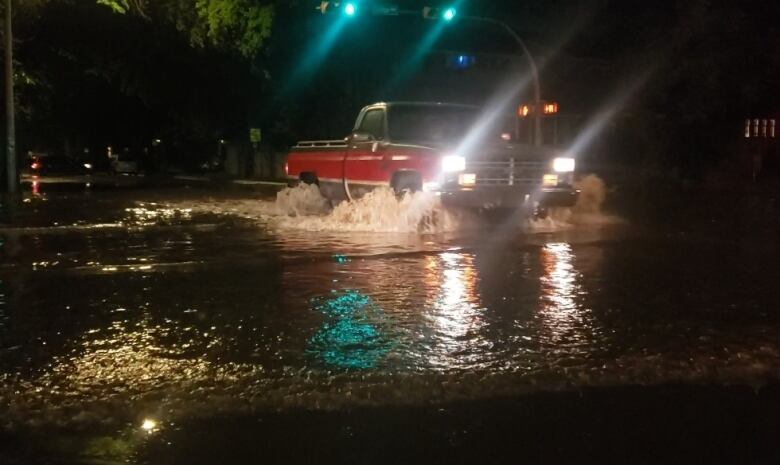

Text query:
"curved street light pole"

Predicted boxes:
[[464, 16, 543, 147], [396, 10, 544, 146]]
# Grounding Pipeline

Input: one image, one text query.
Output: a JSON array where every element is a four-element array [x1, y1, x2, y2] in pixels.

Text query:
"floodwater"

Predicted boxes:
[[1, 178, 780, 462]]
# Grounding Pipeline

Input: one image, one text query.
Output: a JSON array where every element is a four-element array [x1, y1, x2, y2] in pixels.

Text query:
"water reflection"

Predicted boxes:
[[423, 252, 488, 369], [536, 242, 597, 353], [124, 203, 192, 226], [40, 316, 215, 399], [307, 290, 393, 370]]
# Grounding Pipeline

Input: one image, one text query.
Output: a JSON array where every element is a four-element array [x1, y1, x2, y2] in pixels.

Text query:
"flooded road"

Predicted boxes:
[[2, 179, 780, 462]]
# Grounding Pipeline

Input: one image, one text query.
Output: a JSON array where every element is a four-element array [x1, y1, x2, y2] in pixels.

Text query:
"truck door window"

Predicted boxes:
[[357, 110, 385, 140]]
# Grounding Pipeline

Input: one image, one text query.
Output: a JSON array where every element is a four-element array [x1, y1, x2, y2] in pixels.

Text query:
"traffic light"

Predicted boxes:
[[422, 6, 456, 21], [442, 7, 456, 21], [318, 1, 358, 16]]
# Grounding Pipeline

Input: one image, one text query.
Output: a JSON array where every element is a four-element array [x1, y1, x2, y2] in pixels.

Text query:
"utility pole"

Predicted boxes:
[[4, 0, 16, 193]]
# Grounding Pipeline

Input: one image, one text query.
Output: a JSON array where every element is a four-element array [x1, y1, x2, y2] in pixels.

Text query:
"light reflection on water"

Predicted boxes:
[[2, 190, 780, 431], [307, 290, 394, 370], [422, 252, 488, 370], [538, 243, 589, 346], [44, 318, 214, 396]]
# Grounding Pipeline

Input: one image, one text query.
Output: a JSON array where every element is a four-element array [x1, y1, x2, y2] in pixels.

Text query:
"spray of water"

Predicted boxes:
[[526, 174, 620, 231], [272, 185, 462, 233], [168, 175, 619, 234], [273, 183, 331, 217]]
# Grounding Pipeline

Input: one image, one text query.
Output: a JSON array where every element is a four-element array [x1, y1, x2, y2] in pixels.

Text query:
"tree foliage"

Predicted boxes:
[[97, 0, 277, 57]]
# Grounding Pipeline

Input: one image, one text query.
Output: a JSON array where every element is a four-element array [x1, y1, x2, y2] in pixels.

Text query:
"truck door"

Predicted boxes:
[[345, 108, 388, 198]]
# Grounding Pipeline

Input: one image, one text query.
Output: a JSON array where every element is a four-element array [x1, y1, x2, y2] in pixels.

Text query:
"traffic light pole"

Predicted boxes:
[[4, 0, 16, 193]]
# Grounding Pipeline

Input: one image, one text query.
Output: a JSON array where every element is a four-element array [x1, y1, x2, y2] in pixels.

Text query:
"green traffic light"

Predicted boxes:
[[442, 7, 456, 21], [344, 2, 357, 16]]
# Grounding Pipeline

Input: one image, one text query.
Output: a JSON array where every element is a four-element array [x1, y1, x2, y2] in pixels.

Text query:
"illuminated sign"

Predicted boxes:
[[745, 118, 776, 138]]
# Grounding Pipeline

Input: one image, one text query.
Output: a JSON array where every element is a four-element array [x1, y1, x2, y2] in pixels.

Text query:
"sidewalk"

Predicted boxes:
[[173, 174, 288, 187]]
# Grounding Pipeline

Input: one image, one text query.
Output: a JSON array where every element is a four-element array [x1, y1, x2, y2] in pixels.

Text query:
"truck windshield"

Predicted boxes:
[[388, 105, 481, 144]]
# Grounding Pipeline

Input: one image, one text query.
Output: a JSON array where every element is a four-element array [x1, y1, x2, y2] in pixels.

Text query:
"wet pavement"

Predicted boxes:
[[1, 177, 780, 463]]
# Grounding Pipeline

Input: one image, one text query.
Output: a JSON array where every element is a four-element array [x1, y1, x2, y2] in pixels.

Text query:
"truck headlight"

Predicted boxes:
[[441, 155, 466, 173], [552, 157, 575, 173]]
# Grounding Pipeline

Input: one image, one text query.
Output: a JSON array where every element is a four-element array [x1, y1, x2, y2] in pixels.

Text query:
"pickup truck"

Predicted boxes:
[[285, 102, 578, 213]]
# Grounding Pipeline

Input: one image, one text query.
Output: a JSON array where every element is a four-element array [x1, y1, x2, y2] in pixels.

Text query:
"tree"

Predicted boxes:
[[8, 0, 276, 170], [97, 0, 277, 58]]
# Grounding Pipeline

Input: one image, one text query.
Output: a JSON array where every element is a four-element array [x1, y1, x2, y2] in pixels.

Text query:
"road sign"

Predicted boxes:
[[250, 128, 262, 144]]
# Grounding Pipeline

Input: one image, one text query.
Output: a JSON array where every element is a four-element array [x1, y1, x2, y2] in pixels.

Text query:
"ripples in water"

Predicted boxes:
[[1, 184, 779, 431]]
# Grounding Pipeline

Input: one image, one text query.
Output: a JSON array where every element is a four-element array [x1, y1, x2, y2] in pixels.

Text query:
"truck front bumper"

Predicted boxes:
[[439, 185, 579, 210]]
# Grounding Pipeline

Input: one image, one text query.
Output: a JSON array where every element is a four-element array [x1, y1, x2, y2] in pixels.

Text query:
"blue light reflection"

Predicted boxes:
[[307, 290, 393, 370]]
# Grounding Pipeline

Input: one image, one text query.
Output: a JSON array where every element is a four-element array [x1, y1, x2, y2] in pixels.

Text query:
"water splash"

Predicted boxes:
[[273, 186, 461, 233], [167, 177, 619, 234], [569, 174, 621, 225], [273, 183, 330, 217], [527, 174, 622, 231], [172, 184, 463, 234]]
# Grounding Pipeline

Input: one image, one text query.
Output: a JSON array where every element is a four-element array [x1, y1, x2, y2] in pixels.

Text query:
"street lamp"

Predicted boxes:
[[404, 6, 545, 146], [466, 16, 542, 146], [426, 10, 543, 147]]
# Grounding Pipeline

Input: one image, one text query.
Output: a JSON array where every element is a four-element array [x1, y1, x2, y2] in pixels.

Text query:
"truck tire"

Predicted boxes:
[[299, 172, 319, 186], [391, 171, 422, 196]]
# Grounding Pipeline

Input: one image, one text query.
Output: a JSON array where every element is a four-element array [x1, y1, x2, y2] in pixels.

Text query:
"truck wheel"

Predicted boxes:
[[391, 171, 422, 196], [300, 172, 319, 186]]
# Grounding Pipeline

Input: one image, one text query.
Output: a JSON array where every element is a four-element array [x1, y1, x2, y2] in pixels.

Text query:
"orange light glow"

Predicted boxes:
[[518, 105, 530, 117], [543, 102, 559, 115]]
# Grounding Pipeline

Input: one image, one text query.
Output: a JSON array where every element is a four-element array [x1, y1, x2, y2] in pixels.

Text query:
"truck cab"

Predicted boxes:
[[286, 102, 578, 211]]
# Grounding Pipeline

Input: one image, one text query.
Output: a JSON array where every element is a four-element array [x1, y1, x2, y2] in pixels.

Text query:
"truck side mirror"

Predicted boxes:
[[350, 132, 374, 143]]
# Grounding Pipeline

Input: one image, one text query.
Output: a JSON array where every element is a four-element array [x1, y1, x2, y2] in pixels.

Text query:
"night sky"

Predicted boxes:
[[6, 0, 779, 172]]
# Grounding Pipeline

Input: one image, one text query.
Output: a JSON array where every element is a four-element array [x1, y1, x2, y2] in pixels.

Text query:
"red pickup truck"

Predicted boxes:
[[285, 102, 578, 212]]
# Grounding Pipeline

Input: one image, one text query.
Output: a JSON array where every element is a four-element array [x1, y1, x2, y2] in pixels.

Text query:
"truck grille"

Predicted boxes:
[[466, 160, 547, 186]]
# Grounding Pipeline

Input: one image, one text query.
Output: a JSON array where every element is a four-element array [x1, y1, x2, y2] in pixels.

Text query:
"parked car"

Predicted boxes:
[[28, 153, 93, 176], [110, 152, 140, 174]]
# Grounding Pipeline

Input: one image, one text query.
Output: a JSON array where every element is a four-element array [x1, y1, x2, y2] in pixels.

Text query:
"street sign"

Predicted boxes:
[[250, 128, 262, 144]]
